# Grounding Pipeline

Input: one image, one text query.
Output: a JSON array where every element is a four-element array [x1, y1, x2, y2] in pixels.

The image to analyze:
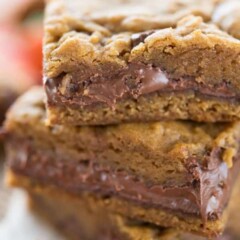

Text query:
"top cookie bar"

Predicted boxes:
[[44, 0, 240, 126]]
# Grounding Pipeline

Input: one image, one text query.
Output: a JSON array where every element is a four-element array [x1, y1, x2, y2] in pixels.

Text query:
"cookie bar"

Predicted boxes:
[[11, 172, 175, 240], [44, 0, 240, 125], [7, 170, 240, 240], [5, 87, 240, 236]]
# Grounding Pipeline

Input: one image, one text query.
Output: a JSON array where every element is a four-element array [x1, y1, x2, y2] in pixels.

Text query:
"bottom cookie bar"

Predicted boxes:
[[7, 170, 240, 240], [5, 87, 240, 237], [7, 170, 179, 240]]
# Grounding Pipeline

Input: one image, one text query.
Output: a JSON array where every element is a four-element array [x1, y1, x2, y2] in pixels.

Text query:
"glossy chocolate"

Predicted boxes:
[[45, 62, 239, 108], [7, 139, 240, 222]]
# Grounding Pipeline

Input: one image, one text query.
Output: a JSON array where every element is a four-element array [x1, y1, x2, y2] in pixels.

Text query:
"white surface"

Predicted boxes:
[[0, 190, 65, 240]]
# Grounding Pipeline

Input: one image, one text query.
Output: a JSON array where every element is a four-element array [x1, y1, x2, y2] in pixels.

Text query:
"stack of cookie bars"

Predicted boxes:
[[4, 0, 240, 239]]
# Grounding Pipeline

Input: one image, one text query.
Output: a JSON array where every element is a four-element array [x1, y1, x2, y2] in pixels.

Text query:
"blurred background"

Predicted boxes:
[[0, 0, 43, 122], [0, 1, 63, 239]]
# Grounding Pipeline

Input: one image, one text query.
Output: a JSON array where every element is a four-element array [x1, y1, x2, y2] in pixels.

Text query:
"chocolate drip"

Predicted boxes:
[[7, 140, 240, 222]]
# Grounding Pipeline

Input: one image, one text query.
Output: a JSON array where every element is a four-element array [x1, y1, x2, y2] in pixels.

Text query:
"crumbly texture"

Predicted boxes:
[[44, 0, 219, 40], [44, 1, 240, 83], [45, 13, 240, 83], [7, 171, 240, 240], [29, 186, 168, 240], [4, 88, 240, 237], [44, 0, 240, 125], [47, 92, 240, 126], [5, 88, 240, 184], [5, 145, 231, 237]]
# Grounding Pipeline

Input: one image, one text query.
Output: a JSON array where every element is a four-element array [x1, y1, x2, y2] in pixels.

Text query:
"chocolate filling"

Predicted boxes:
[[7, 139, 240, 222], [45, 62, 239, 109]]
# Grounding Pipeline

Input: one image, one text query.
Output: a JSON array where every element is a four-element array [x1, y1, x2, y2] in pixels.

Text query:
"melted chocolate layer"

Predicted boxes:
[[45, 63, 239, 108], [7, 139, 240, 222]]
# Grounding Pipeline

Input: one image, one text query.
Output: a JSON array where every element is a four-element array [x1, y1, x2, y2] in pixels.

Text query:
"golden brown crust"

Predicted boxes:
[[44, 13, 240, 83], [5, 88, 240, 182], [43, 0, 240, 124], [46, 91, 240, 125], [5, 87, 240, 239], [8, 170, 240, 239], [45, 0, 218, 35], [6, 171, 228, 238]]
